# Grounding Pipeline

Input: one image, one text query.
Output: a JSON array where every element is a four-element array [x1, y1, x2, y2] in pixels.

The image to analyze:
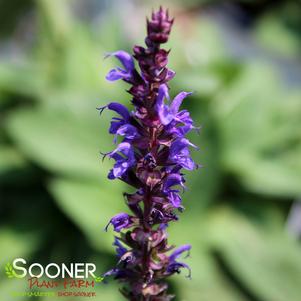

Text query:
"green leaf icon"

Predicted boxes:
[[93, 275, 104, 283], [5, 262, 16, 279]]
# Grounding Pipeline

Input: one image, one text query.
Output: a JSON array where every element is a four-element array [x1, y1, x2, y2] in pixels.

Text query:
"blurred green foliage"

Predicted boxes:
[[0, 0, 301, 300]]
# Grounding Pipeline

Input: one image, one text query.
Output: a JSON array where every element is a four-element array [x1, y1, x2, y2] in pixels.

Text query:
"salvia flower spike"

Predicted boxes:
[[100, 7, 199, 301]]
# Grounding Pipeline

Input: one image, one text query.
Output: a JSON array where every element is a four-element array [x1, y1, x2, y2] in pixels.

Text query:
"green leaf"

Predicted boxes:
[[0, 63, 43, 100], [49, 178, 126, 253], [0, 277, 42, 301], [173, 247, 248, 301], [254, 14, 300, 57], [214, 63, 301, 197], [5, 108, 115, 181], [0, 228, 38, 265], [0, 147, 26, 172], [167, 212, 248, 301], [208, 207, 301, 301]]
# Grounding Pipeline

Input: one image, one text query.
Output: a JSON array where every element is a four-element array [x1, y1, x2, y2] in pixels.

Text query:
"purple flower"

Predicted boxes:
[[169, 244, 191, 261], [164, 173, 185, 191], [108, 142, 136, 179], [169, 138, 197, 170], [163, 174, 185, 208], [166, 69, 176, 81], [105, 213, 133, 232], [100, 7, 198, 300], [167, 193, 182, 209], [166, 110, 196, 137], [106, 51, 135, 82], [114, 124, 140, 142], [113, 237, 128, 258], [99, 102, 140, 143], [98, 102, 129, 132], [167, 244, 192, 278], [103, 268, 119, 277], [155, 84, 192, 125]]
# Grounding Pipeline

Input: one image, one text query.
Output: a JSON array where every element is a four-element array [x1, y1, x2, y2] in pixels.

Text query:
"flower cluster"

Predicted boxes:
[[100, 7, 198, 301]]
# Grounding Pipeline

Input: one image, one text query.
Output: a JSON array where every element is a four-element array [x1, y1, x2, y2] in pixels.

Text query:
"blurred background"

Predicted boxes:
[[0, 0, 301, 300]]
